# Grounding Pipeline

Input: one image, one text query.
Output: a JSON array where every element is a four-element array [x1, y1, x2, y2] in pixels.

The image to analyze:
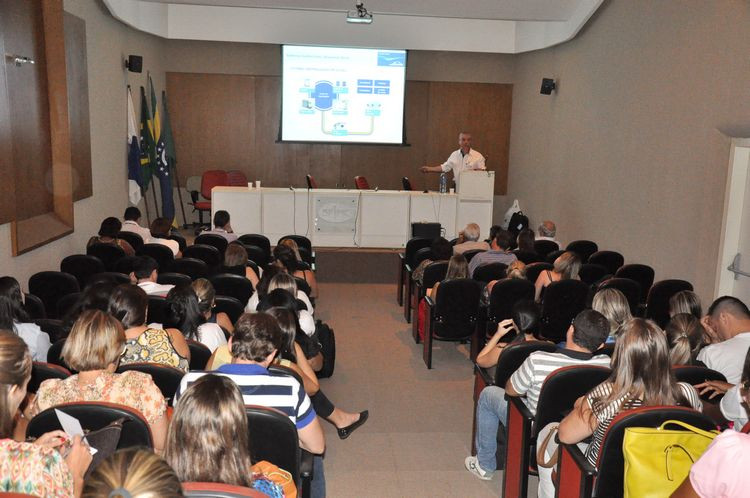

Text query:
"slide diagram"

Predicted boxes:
[[298, 79, 387, 136]]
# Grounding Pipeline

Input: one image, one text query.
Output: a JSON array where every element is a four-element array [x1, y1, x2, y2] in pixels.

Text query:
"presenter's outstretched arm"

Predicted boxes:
[[420, 165, 443, 173]]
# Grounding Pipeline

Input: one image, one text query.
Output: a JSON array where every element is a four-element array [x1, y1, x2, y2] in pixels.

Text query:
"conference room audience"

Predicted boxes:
[[273, 245, 318, 299], [191, 278, 234, 335], [149, 217, 181, 257], [516, 228, 536, 253], [696, 296, 750, 384], [453, 223, 490, 255], [33, 310, 169, 453], [468, 229, 517, 277], [669, 290, 703, 320], [412, 237, 453, 286], [0, 276, 50, 361], [165, 285, 226, 353], [591, 288, 632, 343], [536, 220, 560, 248], [120, 206, 152, 242], [130, 255, 174, 297], [534, 251, 581, 302], [164, 375, 286, 497], [108, 284, 190, 372], [666, 313, 706, 366], [0, 331, 91, 497], [83, 448, 183, 498], [88, 217, 135, 256], [475, 300, 548, 368], [542, 318, 702, 498], [201, 210, 239, 243], [221, 242, 260, 288]]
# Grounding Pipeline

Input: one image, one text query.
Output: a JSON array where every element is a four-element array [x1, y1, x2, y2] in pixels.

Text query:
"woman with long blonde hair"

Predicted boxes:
[[592, 288, 632, 342]]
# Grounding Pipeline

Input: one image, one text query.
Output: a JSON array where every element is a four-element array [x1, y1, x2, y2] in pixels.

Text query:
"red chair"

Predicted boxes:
[[306, 174, 318, 189], [191, 170, 229, 225], [226, 169, 248, 186], [354, 175, 370, 189]]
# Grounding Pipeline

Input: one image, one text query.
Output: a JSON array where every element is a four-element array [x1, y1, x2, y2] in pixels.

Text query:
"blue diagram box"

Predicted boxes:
[[357, 79, 373, 86], [365, 109, 381, 117], [357, 87, 373, 94], [374, 88, 390, 95], [377, 51, 406, 67], [374, 80, 390, 87], [332, 129, 348, 136]]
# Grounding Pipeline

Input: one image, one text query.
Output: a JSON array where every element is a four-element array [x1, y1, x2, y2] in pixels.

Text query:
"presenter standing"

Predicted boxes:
[[421, 132, 486, 191]]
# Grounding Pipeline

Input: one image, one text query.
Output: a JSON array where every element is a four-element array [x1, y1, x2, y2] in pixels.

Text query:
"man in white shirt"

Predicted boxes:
[[120, 207, 152, 243], [131, 255, 174, 297], [421, 132, 486, 191], [536, 220, 561, 249], [200, 210, 238, 243], [697, 296, 750, 384]]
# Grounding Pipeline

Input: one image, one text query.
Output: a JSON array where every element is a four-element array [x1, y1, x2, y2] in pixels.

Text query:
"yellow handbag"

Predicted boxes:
[[623, 419, 719, 498]]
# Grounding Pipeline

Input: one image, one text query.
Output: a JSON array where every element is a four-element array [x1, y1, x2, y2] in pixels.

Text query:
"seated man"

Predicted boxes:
[[130, 255, 174, 297], [201, 210, 238, 243], [536, 220, 560, 249], [467, 229, 517, 277], [465, 309, 611, 480], [120, 206, 152, 242], [453, 223, 490, 255], [697, 296, 750, 384]]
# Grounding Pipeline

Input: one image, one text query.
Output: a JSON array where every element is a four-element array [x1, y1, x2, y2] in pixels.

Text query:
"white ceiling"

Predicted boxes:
[[139, 0, 582, 22]]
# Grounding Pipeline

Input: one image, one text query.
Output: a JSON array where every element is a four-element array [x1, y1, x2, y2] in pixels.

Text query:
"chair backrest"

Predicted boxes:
[[238, 234, 271, 258], [545, 249, 566, 264], [89, 272, 131, 286], [61, 254, 105, 288], [596, 277, 641, 315], [34, 319, 67, 344], [539, 279, 590, 343], [278, 235, 313, 255], [46, 339, 74, 371], [113, 255, 140, 275], [116, 362, 185, 406], [512, 250, 543, 265], [116, 231, 144, 252], [168, 258, 209, 280], [493, 341, 557, 386], [422, 261, 449, 290], [183, 482, 267, 498], [210, 273, 254, 306], [226, 169, 248, 186], [213, 295, 244, 325], [565, 240, 599, 263], [354, 175, 370, 189], [578, 263, 610, 286], [28, 271, 80, 320], [672, 365, 726, 401], [487, 279, 535, 323], [56, 292, 81, 319], [472, 262, 508, 283], [462, 248, 486, 263], [187, 339, 212, 370], [138, 243, 175, 270], [245, 405, 302, 486], [169, 233, 188, 253], [533, 240, 559, 258], [28, 361, 71, 394], [27, 402, 153, 449], [146, 295, 168, 325], [432, 278, 482, 340], [524, 262, 553, 285], [646, 279, 694, 328], [401, 176, 412, 191], [404, 237, 432, 265], [23, 293, 46, 320], [184, 244, 223, 272], [615, 264, 655, 303], [242, 244, 269, 267], [86, 243, 126, 271], [588, 250, 624, 275], [201, 170, 230, 199], [157, 272, 192, 288], [306, 174, 318, 189], [592, 406, 715, 498], [297, 247, 314, 266], [195, 233, 229, 255]]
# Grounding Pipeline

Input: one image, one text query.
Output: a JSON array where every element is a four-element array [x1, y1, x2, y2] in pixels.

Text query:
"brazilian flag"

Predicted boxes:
[[139, 86, 155, 190]]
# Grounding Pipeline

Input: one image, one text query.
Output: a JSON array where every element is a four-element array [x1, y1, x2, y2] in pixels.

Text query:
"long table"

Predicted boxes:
[[212, 185, 493, 248]]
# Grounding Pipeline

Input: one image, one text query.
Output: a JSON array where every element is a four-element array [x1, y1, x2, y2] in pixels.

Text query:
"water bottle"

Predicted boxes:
[[439, 173, 447, 194]]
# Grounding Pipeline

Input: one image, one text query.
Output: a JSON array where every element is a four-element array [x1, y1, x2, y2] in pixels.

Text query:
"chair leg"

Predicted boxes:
[[469, 322, 481, 362], [404, 277, 412, 323], [397, 261, 404, 306], [411, 291, 421, 342], [423, 315, 433, 369]]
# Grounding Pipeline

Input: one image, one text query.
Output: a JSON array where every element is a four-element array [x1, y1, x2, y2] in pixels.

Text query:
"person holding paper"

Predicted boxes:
[[420, 132, 486, 191]]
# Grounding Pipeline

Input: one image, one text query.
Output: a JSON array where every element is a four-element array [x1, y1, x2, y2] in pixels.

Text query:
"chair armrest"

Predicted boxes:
[[424, 295, 435, 308], [473, 363, 494, 388], [299, 449, 314, 498], [555, 443, 596, 498], [503, 395, 536, 498], [405, 263, 413, 273], [507, 395, 534, 420]]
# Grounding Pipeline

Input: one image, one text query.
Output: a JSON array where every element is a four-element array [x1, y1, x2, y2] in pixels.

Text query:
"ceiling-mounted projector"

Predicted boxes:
[[347, 1, 373, 24]]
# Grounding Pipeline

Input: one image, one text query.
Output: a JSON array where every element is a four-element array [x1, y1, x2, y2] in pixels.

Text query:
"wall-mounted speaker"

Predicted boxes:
[[540, 78, 556, 95], [125, 55, 143, 73]]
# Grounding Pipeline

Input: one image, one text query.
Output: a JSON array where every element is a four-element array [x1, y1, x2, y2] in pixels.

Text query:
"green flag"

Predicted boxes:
[[161, 90, 177, 169], [139, 86, 155, 189]]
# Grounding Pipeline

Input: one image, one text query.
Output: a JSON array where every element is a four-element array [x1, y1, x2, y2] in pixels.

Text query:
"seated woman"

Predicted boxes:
[[61, 281, 118, 337], [164, 374, 288, 497], [537, 318, 703, 498], [87, 217, 135, 256], [0, 276, 50, 361], [83, 447, 183, 498], [669, 290, 703, 320], [665, 313, 706, 366], [268, 272, 314, 314], [534, 251, 581, 302], [417, 254, 469, 341], [221, 242, 260, 289], [516, 228, 536, 253], [412, 237, 453, 287], [108, 284, 190, 372], [258, 289, 316, 338], [273, 245, 318, 299], [0, 331, 91, 497], [149, 217, 181, 258], [485, 260, 527, 294], [591, 288, 632, 343], [476, 300, 546, 368], [191, 278, 234, 335], [246, 265, 283, 312], [165, 285, 227, 353], [33, 310, 169, 454]]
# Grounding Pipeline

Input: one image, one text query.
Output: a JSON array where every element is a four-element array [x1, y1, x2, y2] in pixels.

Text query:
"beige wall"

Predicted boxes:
[[508, 0, 750, 301]]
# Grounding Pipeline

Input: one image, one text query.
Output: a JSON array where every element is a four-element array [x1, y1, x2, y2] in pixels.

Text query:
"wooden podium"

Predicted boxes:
[[456, 171, 495, 240]]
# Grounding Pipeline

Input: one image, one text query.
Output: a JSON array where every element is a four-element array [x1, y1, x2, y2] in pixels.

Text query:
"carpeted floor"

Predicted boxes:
[[314, 282, 535, 497]]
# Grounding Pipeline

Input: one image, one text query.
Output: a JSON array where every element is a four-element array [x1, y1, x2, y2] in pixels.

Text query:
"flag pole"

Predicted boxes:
[[143, 187, 152, 225], [151, 179, 160, 217], [172, 164, 188, 228]]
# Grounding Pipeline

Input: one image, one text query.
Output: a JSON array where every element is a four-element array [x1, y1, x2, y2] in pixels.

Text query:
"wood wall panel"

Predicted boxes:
[[0, 7, 17, 224], [167, 72, 511, 194]]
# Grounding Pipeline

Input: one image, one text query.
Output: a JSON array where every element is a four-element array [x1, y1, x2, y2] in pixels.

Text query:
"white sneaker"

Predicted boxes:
[[464, 456, 493, 480]]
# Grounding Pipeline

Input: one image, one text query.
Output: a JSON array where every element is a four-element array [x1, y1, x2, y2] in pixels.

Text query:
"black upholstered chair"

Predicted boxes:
[[157, 272, 192, 288], [296, 247, 314, 266], [243, 244, 269, 267], [672, 365, 727, 402], [87, 243, 126, 271], [28, 271, 80, 319], [472, 262, 508, 283], [116, 362, 185, 406], [214, 295, 244, 325], [146, 295, 168, 325], [485, 279, 535, 337], [238, 234, 271, 261], [169, 233, 188, 253], [195, 233, 229, 255], [565, 240, 599, 263], [411, 261, 448, 343], [512, 250, 543, 265], [117, 231, 144, 252], [56, 292, 81, 319], [615, 263, 655, 304], [187, 339, 212, 370], [423, 278, 482, 368], [398, 237, 432, 306], [89, 272, 131, 286], [46, 339, 74, 372], [60, 254, 105, 288], [588, 250, 624, 275], [403, 247, 434, 323], [113, 255, 140, 275], [525, 262, 553, 285], [138, 243, 175, 271], [462, 248, 486, 263], [23, 293, 46, 320], [533, 240, 559, 259], [28, 361, 71, 394], [34, 319, 68, 344], [539, 279, 589, 343], [596, 277, 641, 315], [545, 249, 565, 264], [646, 279, 693, 328], [210, 273, 254, 307], [578, 263, 610, 286], [168, 258, 209, 280], [278, 235, 313, 256], [184, 244, 222, 273]]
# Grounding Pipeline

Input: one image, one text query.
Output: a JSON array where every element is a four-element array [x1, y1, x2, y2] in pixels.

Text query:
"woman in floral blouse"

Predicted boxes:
[[0, 330, 91, 497], [33, 310, 169, 453]]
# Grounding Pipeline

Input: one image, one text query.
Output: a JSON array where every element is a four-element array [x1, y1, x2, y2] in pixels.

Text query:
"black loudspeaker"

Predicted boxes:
[[126, 55, 143, 73], [412, 222, 441, 239], [540, 78, 556, 95]]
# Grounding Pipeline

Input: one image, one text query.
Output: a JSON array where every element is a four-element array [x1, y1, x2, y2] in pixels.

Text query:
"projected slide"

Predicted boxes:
[[281, 45, 406, 144]]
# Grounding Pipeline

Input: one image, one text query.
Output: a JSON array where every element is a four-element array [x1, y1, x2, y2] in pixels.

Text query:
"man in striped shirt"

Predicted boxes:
[[465, 309, 611, 480]]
